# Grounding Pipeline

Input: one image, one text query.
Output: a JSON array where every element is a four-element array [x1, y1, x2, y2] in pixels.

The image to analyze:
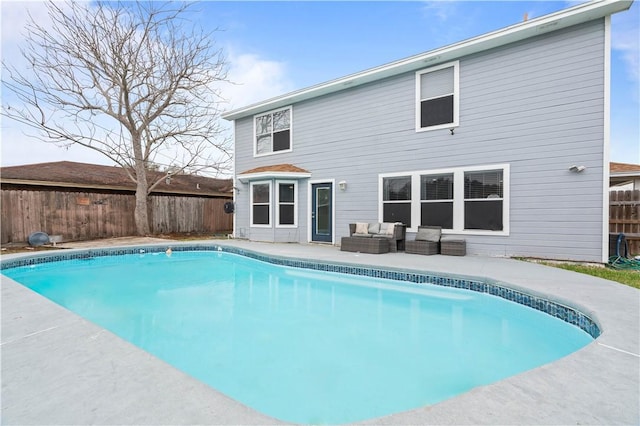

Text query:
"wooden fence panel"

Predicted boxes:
[[1, 188, 232, 244], [609, 189, 640, 255], [204, 198, 233, 233], [149, 196, 232, 234]]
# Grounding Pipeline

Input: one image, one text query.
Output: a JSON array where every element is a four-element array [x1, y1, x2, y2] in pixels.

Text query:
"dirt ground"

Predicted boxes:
[[1, 233, 224, 254]]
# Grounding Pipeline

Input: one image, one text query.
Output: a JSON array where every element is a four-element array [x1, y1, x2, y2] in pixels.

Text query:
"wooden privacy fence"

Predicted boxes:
[[1, 189, 233, 244], [609, 189, 640, 255]]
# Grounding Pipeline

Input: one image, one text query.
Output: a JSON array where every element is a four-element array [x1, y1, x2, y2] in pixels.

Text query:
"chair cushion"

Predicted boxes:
[[353, 233, 373, 238], [441, 236, 465, 243], [355, 222, 369, 234], [368, 222, 381, 234], [415, 227, 441, 242], [380, 222, 395, 235]]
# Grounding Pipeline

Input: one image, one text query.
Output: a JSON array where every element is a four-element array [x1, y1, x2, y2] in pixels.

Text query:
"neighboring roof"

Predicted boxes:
[[237, 164, 312, 182], [610, 161, 640, 175], [222, 0, 632, 121], [0, 161, 232, 197], [610, 161, 640, 187]]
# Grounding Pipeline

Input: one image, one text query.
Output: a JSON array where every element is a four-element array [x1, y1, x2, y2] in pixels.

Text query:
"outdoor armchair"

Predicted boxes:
[[405, 226, 441, 255]]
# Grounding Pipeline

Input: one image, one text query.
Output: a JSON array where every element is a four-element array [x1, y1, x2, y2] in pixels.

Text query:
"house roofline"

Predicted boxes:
[[237, 171, 312, 183], [0, 178, 232, 198], [610, 172, 640, 178], [222, 0, 632, 121]]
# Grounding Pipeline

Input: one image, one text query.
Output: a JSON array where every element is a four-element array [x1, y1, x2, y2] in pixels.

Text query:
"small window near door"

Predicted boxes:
[[251, 181, 271, 226], [277, 181, 296, 226]]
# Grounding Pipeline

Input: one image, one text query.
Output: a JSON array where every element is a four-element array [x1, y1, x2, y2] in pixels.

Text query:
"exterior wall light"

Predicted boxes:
[[569, 165, 586, 173], [338, 180, 347, 191]]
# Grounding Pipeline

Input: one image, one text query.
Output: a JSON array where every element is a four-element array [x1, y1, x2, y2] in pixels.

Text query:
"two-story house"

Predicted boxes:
[[223, 0, 633, 263]]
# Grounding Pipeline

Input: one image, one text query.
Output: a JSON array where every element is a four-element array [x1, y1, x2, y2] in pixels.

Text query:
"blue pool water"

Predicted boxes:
[[3, 251, 593, 424]]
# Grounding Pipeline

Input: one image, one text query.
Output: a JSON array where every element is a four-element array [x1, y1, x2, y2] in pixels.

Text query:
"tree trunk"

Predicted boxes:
[[133, 163, 151, 235], [134, 189, 150, 235]]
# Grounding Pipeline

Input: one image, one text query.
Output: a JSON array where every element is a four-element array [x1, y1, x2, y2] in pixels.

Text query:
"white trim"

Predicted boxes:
[[249, 180, 272, 228], [602, 15, 612, 264], [232, 127, 237, 238], [253, 106, 293, 157], [379, 163, 510, 236], [307, 179, 336, 244], [238, 171, 311, 183], [275, 180, 298, 228], [222, 1, 630, 121], [415, 61, 460, 132]]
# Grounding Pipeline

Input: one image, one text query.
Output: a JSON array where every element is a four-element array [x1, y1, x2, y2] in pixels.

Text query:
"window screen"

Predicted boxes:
[[418, 64, 456, 129]]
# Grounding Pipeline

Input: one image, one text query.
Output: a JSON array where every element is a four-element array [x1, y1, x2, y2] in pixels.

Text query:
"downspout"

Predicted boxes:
[[602, 15, 612, 264]]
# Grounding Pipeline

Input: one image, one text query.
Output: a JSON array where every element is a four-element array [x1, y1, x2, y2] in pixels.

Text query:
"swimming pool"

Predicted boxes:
[[1, 246, 597, 424]]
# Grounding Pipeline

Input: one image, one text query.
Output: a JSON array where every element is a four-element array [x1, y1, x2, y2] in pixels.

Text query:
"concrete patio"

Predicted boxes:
[[1, 239, 639, 425]]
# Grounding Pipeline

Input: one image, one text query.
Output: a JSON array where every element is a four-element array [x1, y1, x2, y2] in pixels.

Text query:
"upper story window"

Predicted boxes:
[[254, 107, 292, 156], [416, 61, 459, 132]]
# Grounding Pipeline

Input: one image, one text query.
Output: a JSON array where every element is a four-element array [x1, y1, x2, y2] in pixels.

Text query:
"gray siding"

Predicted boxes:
[[233, 19, 606, 262]]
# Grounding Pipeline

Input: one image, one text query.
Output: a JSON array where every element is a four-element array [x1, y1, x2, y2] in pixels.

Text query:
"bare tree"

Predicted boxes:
[[2, 1, 231, 235]]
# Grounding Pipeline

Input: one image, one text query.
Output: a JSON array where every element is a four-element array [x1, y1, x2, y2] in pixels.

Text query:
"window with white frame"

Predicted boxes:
[[276, 181, 297, 226], [254, 107, 291, 156], [464, 170, 503, 231], [416, 61, 459, 131], [382, 175, 412, 227], [380, 164, 508, 234], [420, 173, 454, 229], [251, 181, 271, 226]]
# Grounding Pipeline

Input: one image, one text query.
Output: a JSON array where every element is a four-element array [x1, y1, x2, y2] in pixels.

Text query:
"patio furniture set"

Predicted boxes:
[[340, 223, 466, 255]]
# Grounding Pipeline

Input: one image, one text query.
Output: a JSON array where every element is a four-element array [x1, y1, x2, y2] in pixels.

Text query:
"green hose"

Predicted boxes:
[[608, 255, 640, 271], [607, 233, 640, 271]]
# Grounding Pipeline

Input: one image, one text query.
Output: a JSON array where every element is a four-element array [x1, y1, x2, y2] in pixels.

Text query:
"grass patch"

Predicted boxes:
[[540, 262, 639, 289]]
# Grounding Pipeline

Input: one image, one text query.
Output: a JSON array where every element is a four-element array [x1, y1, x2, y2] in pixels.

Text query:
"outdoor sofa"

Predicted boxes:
[[340, 222, 406, 254]]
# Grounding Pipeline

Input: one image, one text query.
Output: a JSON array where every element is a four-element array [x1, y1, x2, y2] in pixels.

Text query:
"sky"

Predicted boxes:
[[1, 0, 639, 170]]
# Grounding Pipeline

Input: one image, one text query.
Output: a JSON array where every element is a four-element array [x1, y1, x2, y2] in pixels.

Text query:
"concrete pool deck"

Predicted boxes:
[[1, 239, 639, 425]]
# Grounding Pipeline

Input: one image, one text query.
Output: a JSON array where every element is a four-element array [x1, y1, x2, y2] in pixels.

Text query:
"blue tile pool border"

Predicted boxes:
[[0, 244, 601, 338]]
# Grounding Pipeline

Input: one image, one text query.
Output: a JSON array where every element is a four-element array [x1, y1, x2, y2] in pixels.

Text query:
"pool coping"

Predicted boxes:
[[1, 240, 639, 425]]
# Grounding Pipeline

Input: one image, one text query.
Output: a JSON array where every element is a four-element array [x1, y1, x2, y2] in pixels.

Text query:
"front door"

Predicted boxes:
[[311, 182, 332, 243]]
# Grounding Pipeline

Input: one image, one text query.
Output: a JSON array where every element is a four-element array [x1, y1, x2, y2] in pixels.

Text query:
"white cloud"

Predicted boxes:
[[611, 6, 640, 86], [0, 1, 108, 167], [222, 49, 295, 111], [420, 1, 458, 23], [1, 1, 59, 69], [0, 123, 114, 167]]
